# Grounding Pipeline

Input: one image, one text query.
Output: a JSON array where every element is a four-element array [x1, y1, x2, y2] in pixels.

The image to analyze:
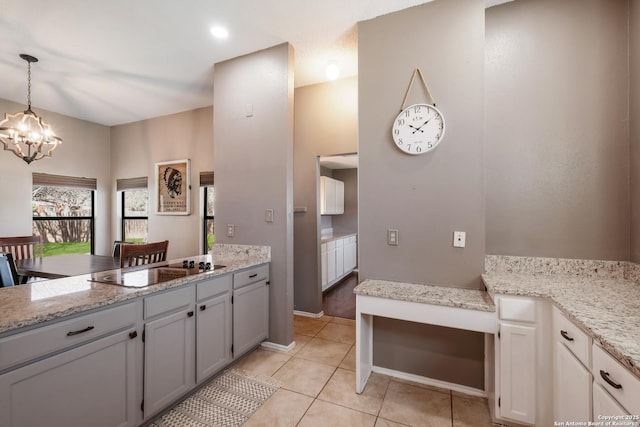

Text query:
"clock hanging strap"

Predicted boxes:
[[400, 68, 437, 112]]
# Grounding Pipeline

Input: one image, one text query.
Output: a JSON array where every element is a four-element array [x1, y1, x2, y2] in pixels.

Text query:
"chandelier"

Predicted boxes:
[[0, 54, 61, 164]]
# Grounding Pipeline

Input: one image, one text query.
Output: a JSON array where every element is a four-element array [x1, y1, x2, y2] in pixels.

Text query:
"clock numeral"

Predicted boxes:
[[397, 138, 403, 145], [428, 142, 433, 149], [406, 144, 411, 152], [415, 146, 422, 153], [413, 106, 422, 114], [397, 118, 405, 126], [393, 129, 400, 136]]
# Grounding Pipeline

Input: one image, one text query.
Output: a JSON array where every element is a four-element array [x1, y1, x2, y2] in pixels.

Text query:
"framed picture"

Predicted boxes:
[[155, 159, 190, 215]]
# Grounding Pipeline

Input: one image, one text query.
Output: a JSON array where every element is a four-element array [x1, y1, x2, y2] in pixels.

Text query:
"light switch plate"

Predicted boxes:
[[387, 229, 399, 246], [227, 224, 235, 237], [453, 231, 466, 248], [265, 209, 274, 223]]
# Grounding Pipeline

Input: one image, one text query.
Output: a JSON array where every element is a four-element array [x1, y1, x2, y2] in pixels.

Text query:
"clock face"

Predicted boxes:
[[392, 103, 445, 155]]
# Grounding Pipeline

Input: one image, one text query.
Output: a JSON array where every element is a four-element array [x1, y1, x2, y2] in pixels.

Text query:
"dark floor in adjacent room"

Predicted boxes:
[[321, 272, 357, 319]]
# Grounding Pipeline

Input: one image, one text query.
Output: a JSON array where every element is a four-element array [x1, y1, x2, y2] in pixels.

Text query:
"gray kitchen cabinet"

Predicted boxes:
[[0, 303, 139, 427], [195, 275, 232, 383], [143, 286, 196, 418], [232, 264, 269, 359]]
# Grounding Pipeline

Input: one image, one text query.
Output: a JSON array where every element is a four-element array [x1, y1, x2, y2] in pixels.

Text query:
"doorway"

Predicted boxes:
[[318, 153, 358, 319]]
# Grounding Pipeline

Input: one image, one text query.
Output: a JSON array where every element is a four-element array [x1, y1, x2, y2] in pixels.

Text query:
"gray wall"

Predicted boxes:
[[485, 0, 630, 260], [359, 0, 485, 388], [110, 107, 214, 259], [293, 78, 358, 313], [0, 98, 113, 255], [632, 0, 640, 263], [213, 43, 295, 346]]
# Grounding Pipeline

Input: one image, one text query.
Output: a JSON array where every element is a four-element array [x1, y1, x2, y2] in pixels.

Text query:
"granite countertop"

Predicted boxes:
[[482, 255, 640, 381], [0, 244, 270, 335], [354, 279, 496, 312], [321, 232, 357, 244]]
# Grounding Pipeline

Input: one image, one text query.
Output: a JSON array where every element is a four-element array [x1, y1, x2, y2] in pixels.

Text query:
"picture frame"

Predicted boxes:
[[155, 159, 190, 215]]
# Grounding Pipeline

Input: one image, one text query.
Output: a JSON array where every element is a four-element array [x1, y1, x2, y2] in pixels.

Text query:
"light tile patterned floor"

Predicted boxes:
[[234, 315, 495, 427]]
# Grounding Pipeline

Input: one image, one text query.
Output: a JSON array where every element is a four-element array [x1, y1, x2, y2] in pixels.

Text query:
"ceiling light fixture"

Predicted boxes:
[[210, 26, 229, 39], [0, 54, 61, 164], [325, 60, 340, 81]]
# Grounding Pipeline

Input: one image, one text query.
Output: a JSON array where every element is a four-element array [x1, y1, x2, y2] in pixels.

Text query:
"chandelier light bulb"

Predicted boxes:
[[325, 60, 340, 80]]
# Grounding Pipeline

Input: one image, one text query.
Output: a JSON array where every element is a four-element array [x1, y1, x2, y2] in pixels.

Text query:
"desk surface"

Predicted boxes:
[[16, 254, 120, 279]]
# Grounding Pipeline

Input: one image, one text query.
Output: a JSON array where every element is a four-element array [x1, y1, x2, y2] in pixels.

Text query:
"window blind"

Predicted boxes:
[[199, 171, 214, 187], [116, 177, 148, 191], [32, 173, 97, 190]]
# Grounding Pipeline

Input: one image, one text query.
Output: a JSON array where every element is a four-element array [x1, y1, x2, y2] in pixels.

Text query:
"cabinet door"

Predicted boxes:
[[321, 244, 328, 291], [327, 246, 337, 283], [335, 179, 344, 214], [593, 382, 629, 417], [144, 309, 195, 418], [335, 244, 344, 278], [320, 176, 336, 215], [233, 281, 269, 358], [0, 330, 137, 427], [196, 293, 231, 383], [499, 322, 536, 425], [554, 343, 592, 421]]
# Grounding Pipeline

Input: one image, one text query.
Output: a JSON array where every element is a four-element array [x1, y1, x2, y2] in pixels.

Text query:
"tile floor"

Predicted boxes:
[[232, 314, 495, 427]]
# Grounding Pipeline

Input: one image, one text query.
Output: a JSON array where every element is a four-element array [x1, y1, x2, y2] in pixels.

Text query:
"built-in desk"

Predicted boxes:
[[354, 279, 497, 394]]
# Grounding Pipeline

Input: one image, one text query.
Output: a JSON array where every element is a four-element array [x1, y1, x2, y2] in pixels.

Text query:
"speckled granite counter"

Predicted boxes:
[[354, 279, 495, 312], [321, 232, 357, 244], [0, 244, 270, 335], [483, 255, 640, 380]]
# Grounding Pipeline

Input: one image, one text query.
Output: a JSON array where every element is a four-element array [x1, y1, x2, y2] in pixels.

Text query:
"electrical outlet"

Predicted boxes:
[[226, 224, 235, 237], [453, 231, 466, 248], [265, 209, 274, 223], [387, 229, 399, 246]]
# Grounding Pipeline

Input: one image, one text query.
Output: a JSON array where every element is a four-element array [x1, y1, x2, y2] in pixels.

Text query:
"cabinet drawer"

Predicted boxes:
[[498, 295, 536, 322], [552, 306, 591, 367], [592, 344, 640, 415], [233, 264, 269, 290], [0, 302, 136, 371], [197, 275, 231, 301], [145, 285, 195, 319]]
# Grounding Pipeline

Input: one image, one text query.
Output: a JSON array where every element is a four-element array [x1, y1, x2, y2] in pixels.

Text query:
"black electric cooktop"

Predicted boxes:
[[89, 260, 226, 288]]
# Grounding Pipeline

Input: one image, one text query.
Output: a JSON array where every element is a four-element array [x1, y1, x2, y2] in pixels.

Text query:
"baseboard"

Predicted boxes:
[[293, 310, 325, 318], [371, 366, 487, 398], [261, 340, 296, 352]]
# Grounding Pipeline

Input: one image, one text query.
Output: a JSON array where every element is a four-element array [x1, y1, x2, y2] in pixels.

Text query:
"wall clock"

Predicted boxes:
[[392, 103, 445, 155], [393, 68, 445, 155]]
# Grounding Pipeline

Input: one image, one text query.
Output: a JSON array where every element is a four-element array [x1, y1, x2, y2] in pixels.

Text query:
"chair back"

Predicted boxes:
[[0, 252, 19, 287], [112, 240, 128, 258], [0, 235, 43, 260], [120, 240, 169, 268]]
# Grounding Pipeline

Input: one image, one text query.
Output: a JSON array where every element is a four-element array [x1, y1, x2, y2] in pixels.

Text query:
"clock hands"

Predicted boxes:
[[410, 118, 432, 134]]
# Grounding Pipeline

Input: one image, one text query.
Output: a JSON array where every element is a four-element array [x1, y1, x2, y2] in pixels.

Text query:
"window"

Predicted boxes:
[[201, 171, 214, 253], [117, 177, 148, 243], [32, 173, 96, 256]]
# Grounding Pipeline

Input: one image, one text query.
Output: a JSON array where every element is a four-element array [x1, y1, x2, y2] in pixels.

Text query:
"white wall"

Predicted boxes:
[[0, 98, 112, 255]]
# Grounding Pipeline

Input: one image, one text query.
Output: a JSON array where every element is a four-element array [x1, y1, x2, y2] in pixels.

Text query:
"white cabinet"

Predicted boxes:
[[195, 275, 232, 383], [143, 286, 196, 418], [494, 295, 552, 426], [233, 264, 269, 359], [553, 306, 592, 422], [320, 176, 344, 215], [0, 303, 139, 427], [321, 234, 357, 292], [554, 342, 592, 421], [592, 344, 640, 416], [593, 382, 629, 417], [498, 322, 536, 424]]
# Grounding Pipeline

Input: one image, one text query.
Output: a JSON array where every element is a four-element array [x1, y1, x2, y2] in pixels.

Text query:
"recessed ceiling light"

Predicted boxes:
[[325, 60, 340, 80], [210, 26, 229, 39]]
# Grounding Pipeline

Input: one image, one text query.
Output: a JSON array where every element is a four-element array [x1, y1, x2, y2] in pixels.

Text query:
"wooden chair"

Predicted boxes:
[[120, 240, 169, 268], [112, 240, 128, 259], [0, 252, 19, 287], [0, 235, 43, 260]]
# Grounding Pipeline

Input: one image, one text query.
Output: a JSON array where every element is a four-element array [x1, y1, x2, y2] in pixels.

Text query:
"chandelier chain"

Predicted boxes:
[[27, 60, 32, 110]]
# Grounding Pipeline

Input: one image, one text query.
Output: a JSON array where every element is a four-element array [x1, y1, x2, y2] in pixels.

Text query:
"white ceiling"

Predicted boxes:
[[0, 0, 510, 127]]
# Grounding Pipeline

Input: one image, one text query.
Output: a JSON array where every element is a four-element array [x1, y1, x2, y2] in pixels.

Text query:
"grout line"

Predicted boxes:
[[450, 389, 454, 427]]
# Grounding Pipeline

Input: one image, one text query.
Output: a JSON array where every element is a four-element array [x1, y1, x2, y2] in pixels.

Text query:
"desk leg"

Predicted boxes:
[[356, 311, 372, 394]]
